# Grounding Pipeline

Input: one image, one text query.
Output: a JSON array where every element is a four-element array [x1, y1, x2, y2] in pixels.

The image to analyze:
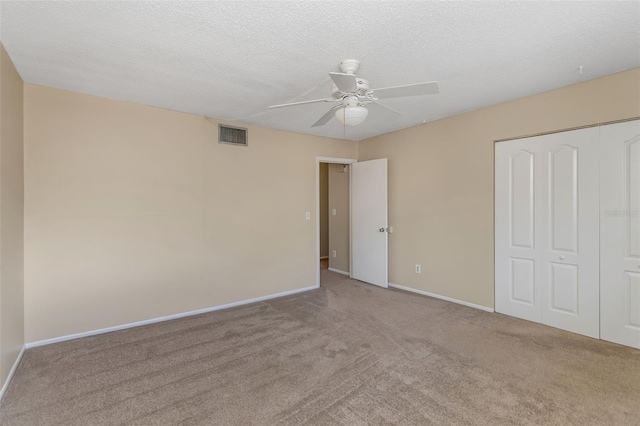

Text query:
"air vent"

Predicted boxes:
[[218, 125, 248, 147]]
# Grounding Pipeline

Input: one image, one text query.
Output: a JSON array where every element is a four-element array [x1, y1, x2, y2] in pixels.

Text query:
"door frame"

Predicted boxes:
[[316, 156, 357, 287]]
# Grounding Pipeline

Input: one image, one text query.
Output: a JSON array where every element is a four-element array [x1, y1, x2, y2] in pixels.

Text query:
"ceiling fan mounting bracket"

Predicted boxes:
[[339, 59, 360, 74]]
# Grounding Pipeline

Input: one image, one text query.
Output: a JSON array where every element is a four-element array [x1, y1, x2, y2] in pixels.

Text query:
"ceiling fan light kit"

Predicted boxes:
[[268, 59, 440, 129], [335, 105, 369, 126]]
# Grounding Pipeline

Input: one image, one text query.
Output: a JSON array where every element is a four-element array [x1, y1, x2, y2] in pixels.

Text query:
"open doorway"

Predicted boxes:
[[319, 162, 351, 281], [319, 163, 330, 270], [315, 157, 357, 286]]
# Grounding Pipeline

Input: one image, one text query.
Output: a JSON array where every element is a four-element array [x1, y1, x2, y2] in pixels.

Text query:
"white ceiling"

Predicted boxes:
[[1, 1, 638, 141]]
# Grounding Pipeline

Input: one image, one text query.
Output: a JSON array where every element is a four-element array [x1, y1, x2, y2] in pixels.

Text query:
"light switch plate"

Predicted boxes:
[[305, 212, 311, 220]]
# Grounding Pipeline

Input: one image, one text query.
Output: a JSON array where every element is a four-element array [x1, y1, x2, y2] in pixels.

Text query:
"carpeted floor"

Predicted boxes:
[[1, 265, 639, 425]]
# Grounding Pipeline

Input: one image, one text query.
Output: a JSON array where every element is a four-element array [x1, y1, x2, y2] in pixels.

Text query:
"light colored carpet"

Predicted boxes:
[[1, 267, 639, 425]]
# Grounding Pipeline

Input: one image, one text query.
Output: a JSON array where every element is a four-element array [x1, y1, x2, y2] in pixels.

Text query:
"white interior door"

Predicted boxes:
[[495, 137, 543, 322], [539, 128, 600, 338], [496, 128, 600, 338], [351, 158, 388, 288], [600, 120, 640, 349]]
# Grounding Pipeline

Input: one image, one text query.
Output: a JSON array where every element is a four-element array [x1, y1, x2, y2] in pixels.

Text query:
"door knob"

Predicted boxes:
[[559, 256, 566, 260], [379, 228, 386, 232]]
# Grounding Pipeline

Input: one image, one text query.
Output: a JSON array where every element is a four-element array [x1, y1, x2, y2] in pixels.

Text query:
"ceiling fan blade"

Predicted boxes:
[[371, 81, 440, 99], [368, 100, 403, 118], [311, 106, 340, 127], [329, 72, 358, 92], [269, 98, 337, 109]]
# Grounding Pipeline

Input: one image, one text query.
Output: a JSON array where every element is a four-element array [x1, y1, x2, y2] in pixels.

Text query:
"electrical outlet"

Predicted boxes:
[[415, 264, 421, 274], [332, 250, 337, 258]]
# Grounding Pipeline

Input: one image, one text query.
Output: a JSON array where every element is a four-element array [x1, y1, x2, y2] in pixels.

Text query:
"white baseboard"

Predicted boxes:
[[320, 256, 329, 260], [328, 267, 350, 276], [389, 283, 494, 313], [0, 345, 26, 402], [26, 284, 319, 349]]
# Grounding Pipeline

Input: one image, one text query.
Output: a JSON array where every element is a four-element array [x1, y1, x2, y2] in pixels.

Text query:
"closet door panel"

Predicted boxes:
[[540, 128, 600, 338], [548, 145, 579, 253], [625, 273, 640, 329], [601, 120, 640, 349], [495, 138, 543, 322]]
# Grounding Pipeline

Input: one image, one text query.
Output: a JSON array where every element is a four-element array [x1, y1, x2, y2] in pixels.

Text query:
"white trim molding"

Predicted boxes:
[[328, 267, 350, 276], [0, 345, 26, 402], [26, 285, 319, 349], [389, 283, 494, 313]]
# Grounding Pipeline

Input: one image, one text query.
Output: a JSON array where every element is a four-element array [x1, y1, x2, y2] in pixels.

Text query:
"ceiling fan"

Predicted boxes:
[[268, 59, 440, 127]]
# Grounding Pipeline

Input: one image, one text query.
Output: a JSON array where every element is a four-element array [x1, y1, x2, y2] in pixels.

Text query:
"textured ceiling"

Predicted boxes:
[[1, 1, 639, 141]]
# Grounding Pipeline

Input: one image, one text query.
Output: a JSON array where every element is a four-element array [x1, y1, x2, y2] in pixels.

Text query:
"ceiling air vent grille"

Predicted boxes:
[[218, 124, 248, 147]]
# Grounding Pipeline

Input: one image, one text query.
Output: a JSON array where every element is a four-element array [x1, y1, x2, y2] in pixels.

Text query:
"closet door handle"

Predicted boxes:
[[559, 256, 566, 260]]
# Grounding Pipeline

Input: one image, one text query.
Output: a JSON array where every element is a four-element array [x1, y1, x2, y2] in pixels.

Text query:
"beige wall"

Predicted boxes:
[[0, 44, 25, 386], [328, 164, 350, 274], [23, 84, 357, 343], [20, 65, 640, 342], [358, 68, 640, 309], [319, 162, 329, 258]]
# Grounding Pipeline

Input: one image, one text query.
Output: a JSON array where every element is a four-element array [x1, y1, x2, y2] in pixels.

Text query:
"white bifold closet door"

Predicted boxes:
[[495, 137, 543, 323], [495, 127, 600, 338], [600, 120, 640, 349]]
